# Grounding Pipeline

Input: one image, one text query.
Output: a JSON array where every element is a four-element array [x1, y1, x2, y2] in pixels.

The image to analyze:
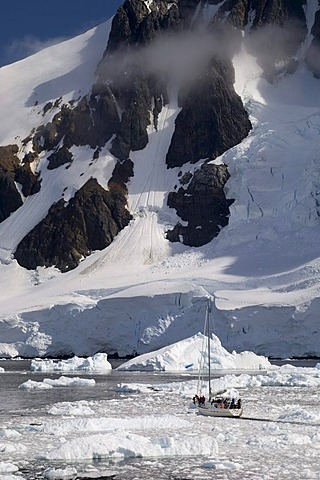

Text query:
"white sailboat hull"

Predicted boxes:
[[198, 403, 243, 418]]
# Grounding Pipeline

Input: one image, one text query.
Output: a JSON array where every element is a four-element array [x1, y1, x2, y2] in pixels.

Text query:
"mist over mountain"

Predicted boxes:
[[1, 0, 320, 359]]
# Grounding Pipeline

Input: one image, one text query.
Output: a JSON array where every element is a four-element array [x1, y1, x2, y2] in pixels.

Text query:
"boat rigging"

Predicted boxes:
[[193, 297, 243, 418]]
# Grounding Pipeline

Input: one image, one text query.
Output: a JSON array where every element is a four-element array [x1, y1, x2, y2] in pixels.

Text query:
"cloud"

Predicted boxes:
[[244, 20, 307, 81], [97, 14, 309, 89], [98, 25, 241, 88]]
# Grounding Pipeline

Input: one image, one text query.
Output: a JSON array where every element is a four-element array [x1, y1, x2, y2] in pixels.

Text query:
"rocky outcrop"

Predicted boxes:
[[305, 9, 320, 79], [47, 146, 73, 170], [103, 0, 181, 54], [109, 74, 153, 161], [96, 0, 182, 161], [14, 176, 133, 272], [209, 0, 307, 81], [210, 0, 306, 31], [167, 163, 233, 246], [249, 0, 306, 81], [0, 145, 40, 223], [0, 145, 23, 223], [250, 0, 306, 28], [14, 162, 41, 197], [166, 56, 252, 168], [31, 84, 120, 154]]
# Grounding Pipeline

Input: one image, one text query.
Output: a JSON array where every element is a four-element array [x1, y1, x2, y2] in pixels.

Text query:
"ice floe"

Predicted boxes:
[[45, 432, 218, 461], [47, 401, 95, 416], [30, 353, 111, 373], [19, 376, 95, 390], [43, 466, 77, 479]]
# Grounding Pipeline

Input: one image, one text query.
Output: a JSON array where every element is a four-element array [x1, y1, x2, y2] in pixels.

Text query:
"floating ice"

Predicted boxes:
[[48, 401, 95, 416], [41, 415, 191, 436], [201, 459, 243, 470], [117, 333, 271, 372], [30, 353, 112, 373], [278, 407, 320, 423], [0, 430, 21, 438], [43, 376, 95, 387], [115, 383, 142, 393], [18, 380, 53, 390], [43, 466, 77, 479], [19, 376, 95, 390], [46, 432, 218, 461], [0, 475, 25, 480], [0, 462, 19, 473], [0, 445, 26, 454]]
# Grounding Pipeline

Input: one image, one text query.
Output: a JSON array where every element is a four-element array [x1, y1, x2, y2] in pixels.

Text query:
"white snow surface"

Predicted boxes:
[[1, 3, 320, 359]]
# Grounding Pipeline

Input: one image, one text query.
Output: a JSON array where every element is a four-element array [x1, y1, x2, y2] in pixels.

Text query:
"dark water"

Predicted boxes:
[[0, 358, 316, 417], [0, 359, 198, 417]]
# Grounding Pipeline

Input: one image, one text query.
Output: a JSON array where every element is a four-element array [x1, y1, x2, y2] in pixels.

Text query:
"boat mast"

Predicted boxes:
[[207, 298, 212, 399]]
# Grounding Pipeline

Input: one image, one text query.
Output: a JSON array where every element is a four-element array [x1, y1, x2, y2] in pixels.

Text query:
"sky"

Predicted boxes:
[[0, 0, 123, 66]]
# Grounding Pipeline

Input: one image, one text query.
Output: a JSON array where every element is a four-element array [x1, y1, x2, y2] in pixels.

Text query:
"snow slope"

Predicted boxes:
[[1, 3, 320, 358]]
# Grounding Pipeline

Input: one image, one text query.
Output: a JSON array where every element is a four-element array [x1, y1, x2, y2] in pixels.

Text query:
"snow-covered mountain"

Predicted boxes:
[[1, 0, 320, 359]]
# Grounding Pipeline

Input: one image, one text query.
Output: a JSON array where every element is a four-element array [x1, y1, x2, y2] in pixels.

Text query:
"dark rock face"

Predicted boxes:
[[47, 146, 73, 170], [167, 163, 234, 246], [0, 145, 41, 223], [14, 162, 41, 197], [210, 0, 306, 30], [15, 177, 133, 272], [104, 0, 181, 53], [249, 0, 307, 81], [209, 0, 307, 81], [109, 74, 153, 161], [305, 10, 320, 78], [32, 85, 120, 154], [0, 145, 23, 223], [166, 56, 252, 168], [96, 1, 182, 161], [250, 0, 306, 27], [108, 158, 134, 195]]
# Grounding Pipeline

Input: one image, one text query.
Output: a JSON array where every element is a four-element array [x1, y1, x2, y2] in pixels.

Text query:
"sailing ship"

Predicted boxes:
[[193, 298, 243, 417]]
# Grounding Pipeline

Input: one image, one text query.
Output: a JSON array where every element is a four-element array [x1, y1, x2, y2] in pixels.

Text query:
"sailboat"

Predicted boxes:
[[193, 298, 243, 418]]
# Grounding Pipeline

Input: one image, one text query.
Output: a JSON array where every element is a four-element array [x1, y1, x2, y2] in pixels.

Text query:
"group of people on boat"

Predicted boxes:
[[193, 394, 205, 405], [211, 397, 242, 410], [193, 394, 242, 410]]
